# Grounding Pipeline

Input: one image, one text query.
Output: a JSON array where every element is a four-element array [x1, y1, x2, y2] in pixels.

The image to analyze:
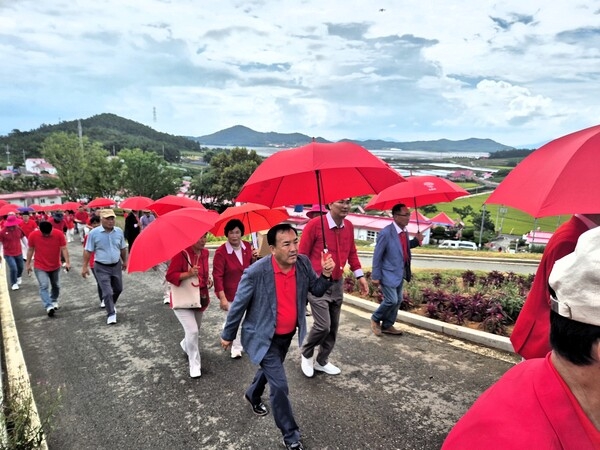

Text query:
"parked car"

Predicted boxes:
[[438, 240, 478, 251]]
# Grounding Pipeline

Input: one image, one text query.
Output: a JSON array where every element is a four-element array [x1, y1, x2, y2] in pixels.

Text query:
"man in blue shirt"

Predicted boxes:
[[82, 209, 128, 325]]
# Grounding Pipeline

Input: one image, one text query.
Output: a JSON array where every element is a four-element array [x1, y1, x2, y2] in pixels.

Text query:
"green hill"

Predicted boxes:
[[1, 113, 200, 163]]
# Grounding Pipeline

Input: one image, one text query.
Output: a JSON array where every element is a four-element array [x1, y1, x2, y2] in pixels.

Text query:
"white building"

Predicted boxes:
[[0, 188, 63, 207], [25, 158, 57, 175]]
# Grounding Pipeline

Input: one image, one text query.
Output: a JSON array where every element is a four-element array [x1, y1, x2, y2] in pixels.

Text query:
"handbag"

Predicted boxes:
[[170, 250, 210, 309]]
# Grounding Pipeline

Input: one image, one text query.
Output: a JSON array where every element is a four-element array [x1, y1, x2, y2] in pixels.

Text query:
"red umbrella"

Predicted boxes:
[[365, 176, 469, 211], [29, 204, 44, 212], [486, 124, 600, 217], [43, 204, 63, 212], [0, 204, 19, 216], [61, 201, 83, 211], [87, 197, 116, 208], [0, 200, 8, 207], [120, 196, 153, 211], [210, 203, 289, 236], [127, 208, 219, 273], [148, 195, 206, 216], [236, 141, 404, 207]]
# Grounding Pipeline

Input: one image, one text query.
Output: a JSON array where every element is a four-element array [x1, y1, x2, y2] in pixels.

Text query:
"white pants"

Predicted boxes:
[[223, 307, 243, 354], [76, 223, 86, 242], [66, 228, 75, 243], [173, 308, 204, 377]]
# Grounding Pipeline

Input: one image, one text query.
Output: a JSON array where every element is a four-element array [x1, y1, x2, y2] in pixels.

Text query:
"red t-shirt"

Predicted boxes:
[[19, 220, 38, 238], [0, 226, 25, 256], [272, 257, 297, 335], [28, 229, 66, 271], [82, 234, 95, 268], [74, 211, 89, 223]]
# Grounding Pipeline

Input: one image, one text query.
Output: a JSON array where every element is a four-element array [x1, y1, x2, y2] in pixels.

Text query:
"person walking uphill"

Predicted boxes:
[[221, 224, 335, 450], [25, 221, 70, 317], [0, 214, 27, 291], [370, 203, 422, 336], [298, 199, 368, 377], [82, 209, 128, 325]]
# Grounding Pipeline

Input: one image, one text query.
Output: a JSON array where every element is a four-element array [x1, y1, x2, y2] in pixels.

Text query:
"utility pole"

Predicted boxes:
[[77, 120, 83, 151], [478, 205, 486, 249]]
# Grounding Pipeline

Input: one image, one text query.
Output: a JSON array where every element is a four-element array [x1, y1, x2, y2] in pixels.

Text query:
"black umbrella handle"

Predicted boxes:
[[315, 170, 328, 251]]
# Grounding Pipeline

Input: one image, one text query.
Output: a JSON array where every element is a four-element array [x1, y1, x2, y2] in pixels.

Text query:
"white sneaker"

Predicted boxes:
[[107, 314, 117, 325], [301, 355, 314, 377], [11, 283, 19, 291], [190, 367, 201, 378], [52, 302, 59, 310], [230, 350, 242, 359], [314, 362, 341, 375], [163, 296, 170, 305], [100, 300, 105, 308], [17, 277, 22, 285]]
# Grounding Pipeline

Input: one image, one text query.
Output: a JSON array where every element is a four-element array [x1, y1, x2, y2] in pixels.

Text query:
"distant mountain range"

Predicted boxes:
[[193, 125, 515, 153]]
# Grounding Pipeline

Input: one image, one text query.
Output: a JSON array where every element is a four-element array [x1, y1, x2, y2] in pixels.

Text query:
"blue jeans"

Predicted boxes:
[[34, 268, 60, 309], [4, 254, 24, 286], [372, 283, 403, 329], [246, 332, 299, 445]]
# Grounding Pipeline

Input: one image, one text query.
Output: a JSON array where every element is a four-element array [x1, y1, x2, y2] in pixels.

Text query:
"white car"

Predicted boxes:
[[438, 240, 478, 250]]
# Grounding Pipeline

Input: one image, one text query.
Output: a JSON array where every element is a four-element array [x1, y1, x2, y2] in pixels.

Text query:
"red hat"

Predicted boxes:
[[306, 204, 327, 219]]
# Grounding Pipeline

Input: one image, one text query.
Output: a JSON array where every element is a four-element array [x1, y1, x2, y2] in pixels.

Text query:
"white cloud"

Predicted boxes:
[[1, 0, 599, 147]]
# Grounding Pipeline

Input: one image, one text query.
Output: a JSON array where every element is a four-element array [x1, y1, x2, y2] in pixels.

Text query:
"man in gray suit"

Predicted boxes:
[[370, 203, 422, 336], [221, 223, 334, 450]]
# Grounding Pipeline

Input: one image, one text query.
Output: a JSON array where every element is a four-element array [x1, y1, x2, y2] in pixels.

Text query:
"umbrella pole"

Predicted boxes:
[[315, 170, 328, 251], [413, 197, 420, 232]]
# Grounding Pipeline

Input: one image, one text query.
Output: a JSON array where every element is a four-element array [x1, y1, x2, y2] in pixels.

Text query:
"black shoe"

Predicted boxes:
[[283, 440, 304, 450], [244, 394, 269, 416]]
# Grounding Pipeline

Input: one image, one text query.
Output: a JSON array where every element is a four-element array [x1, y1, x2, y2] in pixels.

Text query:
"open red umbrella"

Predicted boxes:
[[365, 176, 469, 211], [0, 204, 19, 216], [210, 203, 289, 236], [485, 124, 600, 217], [29, 204, 44, 212], [128, 208, 219, 273], [43, 204, 63, 212], [120, 196, 153, 211], [87, 197, 115, 208], [236, 141, 404, 207], [62, 201, 83, 211], [148, 195, 206, 216]]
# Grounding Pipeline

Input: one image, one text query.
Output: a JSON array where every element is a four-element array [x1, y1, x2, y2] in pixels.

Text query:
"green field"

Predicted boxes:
[[428, 192, 568, 236]]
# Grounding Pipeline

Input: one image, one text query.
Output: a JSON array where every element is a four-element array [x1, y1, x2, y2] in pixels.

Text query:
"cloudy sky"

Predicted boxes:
[[2, 1, 599, 148]]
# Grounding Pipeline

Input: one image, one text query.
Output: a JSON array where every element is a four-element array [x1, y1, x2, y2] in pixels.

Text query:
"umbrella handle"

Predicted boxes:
[[315, 170, 328, 251]]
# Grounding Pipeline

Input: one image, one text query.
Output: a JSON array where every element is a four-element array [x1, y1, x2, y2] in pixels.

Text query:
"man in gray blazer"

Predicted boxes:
[[370, 203, 422, 336], [221, 223, 334, 450]]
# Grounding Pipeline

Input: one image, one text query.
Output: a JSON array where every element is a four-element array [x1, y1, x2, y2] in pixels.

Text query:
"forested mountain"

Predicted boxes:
[[196, 125, 514, 152], [1, 113, 200, 163]]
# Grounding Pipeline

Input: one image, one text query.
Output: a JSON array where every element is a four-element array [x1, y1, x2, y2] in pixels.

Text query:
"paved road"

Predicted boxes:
[[7, 241, 519, 450]]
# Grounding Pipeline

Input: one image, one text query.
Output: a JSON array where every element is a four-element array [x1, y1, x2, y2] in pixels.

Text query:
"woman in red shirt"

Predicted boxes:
[[166, 233, 212, 378], [0, 214, 26, 290], [212, 219, 257, 359]]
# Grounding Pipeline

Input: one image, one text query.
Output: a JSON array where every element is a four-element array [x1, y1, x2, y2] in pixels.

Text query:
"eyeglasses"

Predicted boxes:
[[394, 213, 410, 217]]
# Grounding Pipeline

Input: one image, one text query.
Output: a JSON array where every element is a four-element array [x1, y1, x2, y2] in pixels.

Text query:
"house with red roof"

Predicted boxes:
[[0, 188, 63, 207]]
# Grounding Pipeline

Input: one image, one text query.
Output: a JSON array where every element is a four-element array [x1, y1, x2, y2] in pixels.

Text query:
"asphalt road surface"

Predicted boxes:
[[9, 241, 519, 450]]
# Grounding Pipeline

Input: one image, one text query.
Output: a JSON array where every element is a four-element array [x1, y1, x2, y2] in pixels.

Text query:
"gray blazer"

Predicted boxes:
[[222, 254, 332, 365]]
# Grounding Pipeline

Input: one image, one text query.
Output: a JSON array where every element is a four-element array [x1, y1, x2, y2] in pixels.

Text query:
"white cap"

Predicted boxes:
[[548, 227, 600, 327]]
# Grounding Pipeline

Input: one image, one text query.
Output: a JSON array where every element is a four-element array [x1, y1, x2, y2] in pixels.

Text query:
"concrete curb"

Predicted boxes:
[[343, 293, 515, 353], [0, 262, 48, 450]]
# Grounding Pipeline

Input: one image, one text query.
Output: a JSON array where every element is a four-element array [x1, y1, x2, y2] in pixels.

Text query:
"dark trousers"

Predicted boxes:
[[90, 268, 103, 303], [246, 332, 299, 445], [94, 262, 123, 316]]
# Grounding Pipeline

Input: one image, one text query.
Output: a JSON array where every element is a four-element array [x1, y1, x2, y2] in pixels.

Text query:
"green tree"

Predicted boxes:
[[471, 208, 495, 232], [41, 132, 88, 200], [79, 148, 122, 199], [421, 204, 438, 215], [452, 205, 474, 221], [118, 148, 180, 198]]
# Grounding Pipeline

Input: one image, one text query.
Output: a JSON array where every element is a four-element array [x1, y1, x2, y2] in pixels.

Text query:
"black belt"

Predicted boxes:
[[95, 261, 119, 267]]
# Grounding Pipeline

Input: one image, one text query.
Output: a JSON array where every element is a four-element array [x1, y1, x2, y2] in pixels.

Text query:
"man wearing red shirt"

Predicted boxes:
[[0, 214, 26, 290], [298, 199, 368, 377], [221, 224, 334, 450], [19, 212, 38, 238], [26, 221, 70, 317], [443, 227, 600, 449], [74, 206, 89, 243]]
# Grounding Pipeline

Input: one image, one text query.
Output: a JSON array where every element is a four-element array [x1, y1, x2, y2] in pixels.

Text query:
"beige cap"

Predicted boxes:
[[548, 226, 600, 327], [99, 209, 116, 218]]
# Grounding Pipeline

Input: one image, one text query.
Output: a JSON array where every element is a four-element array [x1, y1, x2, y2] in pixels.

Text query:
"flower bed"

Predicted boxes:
[[344, 269, 534, 336]]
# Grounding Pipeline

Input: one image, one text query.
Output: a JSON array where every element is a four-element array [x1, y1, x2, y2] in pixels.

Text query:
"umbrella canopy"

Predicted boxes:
[[430, 212, 456, 227], [43, 204, 63, 212], [128, 208, 219, 273], [17, 206, 35, 213], [0, 200, 8, 207], [365, 176, 469, 211], [120, 196, 153, 211], [61, 201, 83, 211], [29, 204, 44, 212], [148, 195, 206, 216], [485, 124, 600, 217], [87, 197, 116, 208], [236, 141, 405, 207], [210, 203, 289, 237], [0, 204, 19, 216]]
